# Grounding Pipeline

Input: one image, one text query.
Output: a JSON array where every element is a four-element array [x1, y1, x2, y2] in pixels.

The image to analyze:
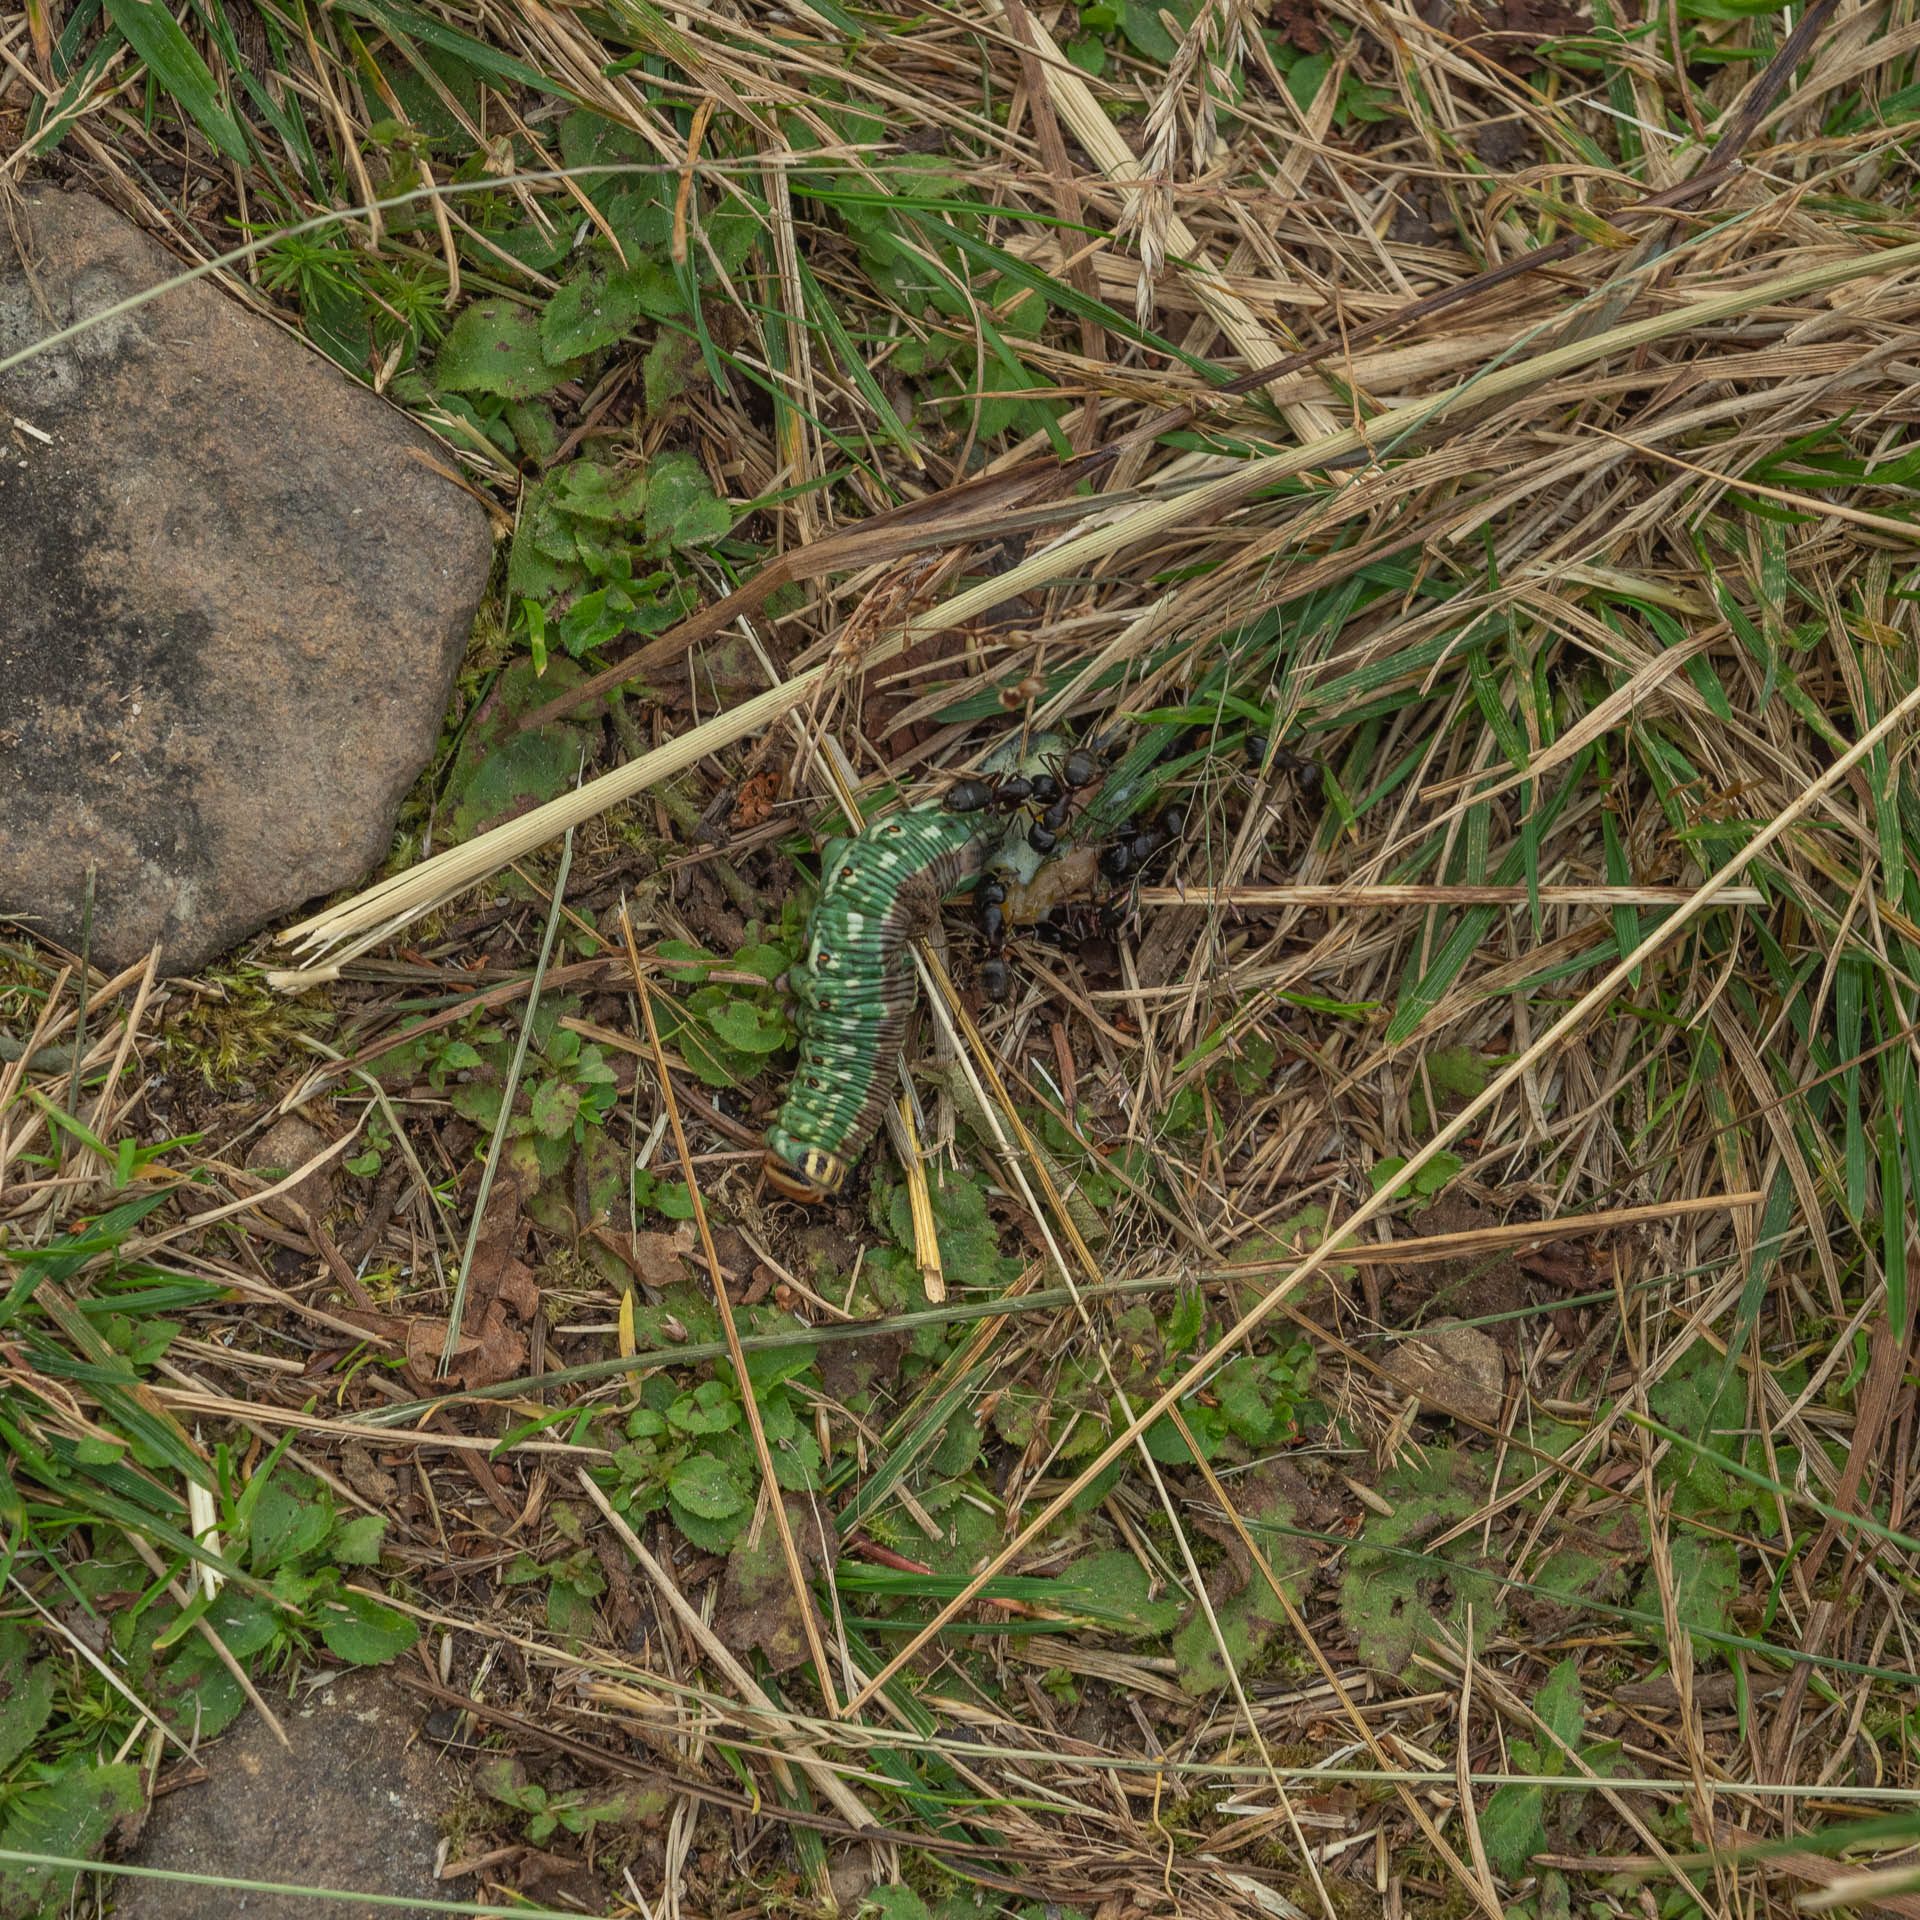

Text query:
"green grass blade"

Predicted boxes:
[[332, 0, 576, 97], [102, 0, 251, 160]]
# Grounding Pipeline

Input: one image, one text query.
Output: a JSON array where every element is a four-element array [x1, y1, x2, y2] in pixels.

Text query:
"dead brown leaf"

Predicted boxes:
[[714, 1497, 838, 1674], [591, 1222, 698, 1290], [404, 1172, 540, 1390]]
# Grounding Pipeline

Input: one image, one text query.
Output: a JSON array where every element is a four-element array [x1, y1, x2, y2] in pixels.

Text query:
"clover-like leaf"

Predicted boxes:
[[704, 998, 789, 1054], [668, 1380, 740, 1436]]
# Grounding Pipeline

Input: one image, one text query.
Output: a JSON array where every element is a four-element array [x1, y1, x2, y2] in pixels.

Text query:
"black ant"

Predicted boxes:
[[940, 746, 1107, 1002], [943, 742, 1202, 1004], [976, 878, 1012, 1002], [1033, 900, 1125, 947], [1099, 804, 1186, 880], [1246, 734, 1324, 817], [983, 802, 1189, 1001], [943, 744, 1104, 855]]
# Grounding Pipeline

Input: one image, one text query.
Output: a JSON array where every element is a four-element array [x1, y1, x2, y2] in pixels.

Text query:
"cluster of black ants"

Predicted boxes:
[[939, 730, 1308, 1001]]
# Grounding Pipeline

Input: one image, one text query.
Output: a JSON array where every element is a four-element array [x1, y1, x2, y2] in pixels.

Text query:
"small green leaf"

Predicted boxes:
[[1286, 49, 1331, 109], [668, 1380, 740, 1436], [1638, 1535, 1738, 1665], [204, 1591, 279, 1663], [659, 1180, 696, 1219], [1165, 1287, 1205, 1353], [1215, 1355, 1276, 1444], [1340, 1448, 1505, 1672], [558, 106, 653, 204], [703, 204, 763, 275], [703, 998, 789, 1053], [316, 1589, 419, 1665], [1171, 1475, 1313, 1693], [864, 1888, 934, 1920], [668, 1494, 751, 1551], [771, 1428, 822, 1490], [1480, 1777, 1547, 1877], [554, 461, 650, 525], [547, 1575, 602, 1639], [1064, 34, 1106, 73], [645, 450, 732, 550], [1145, 1402, 1225, 1464], [669, 1452, 746, 1520], [504, 399, 561, 466], [331, 1514, 388, 1567], [1369, 1151, 1462, 1199], [655, 940, 713, 978], [436, 298, 568, 398], [447, 728, 584, 840], [529, 1078, 582, 1138], [475, 1755, 544, 1812], [248, 1481, 332, 1574], [645, 330, 706, 408], [0, 1654, 55, 1771], [1060, 1549, 1181, 1637], [542, 260, 684, 360], [1537, 1656, 1585, 1752], [1119, 0, 1179, 59]]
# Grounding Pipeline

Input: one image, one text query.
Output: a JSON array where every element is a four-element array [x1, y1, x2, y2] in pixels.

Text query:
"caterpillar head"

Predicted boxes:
[[762, 1138, 850, 1203]]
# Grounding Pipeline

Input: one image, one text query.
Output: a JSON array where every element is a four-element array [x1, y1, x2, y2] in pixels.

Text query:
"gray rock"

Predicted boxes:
[[116, 1667, 464, 1920], [0, 190, 494, 973], [245, 1111, 341, 1228], [1381, 1318, 1506, 1427]]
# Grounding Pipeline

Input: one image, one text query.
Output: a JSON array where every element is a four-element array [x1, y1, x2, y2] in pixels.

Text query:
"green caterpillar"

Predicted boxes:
[[761, 724, 1190, 1202], [762, 800, 1001, 1202]]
